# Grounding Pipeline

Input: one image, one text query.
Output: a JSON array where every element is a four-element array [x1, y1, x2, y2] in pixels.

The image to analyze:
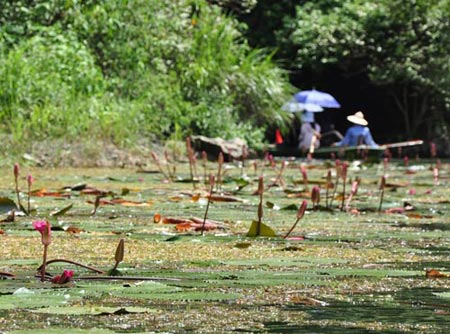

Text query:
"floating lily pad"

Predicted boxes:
[[32, 306, 155, 315]]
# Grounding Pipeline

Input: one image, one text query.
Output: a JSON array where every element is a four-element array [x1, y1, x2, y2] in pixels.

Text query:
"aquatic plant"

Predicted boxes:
[[13, 163, 22, 210], [51, 269, 74, 284], [311, 186, 320, 210], [201, 175, 215, 236], [216, 152, 224, 193], [256, 176, 264, 236], [186, 137, 197, 189], [378, 175, 386, 212], [284, 200, 308, 239], [201, 150, 208, 182], [270, 160, 286, 188], [345, 180, 359, 212], [340, 162, 348, 211], [151, 151, 171, 182], [329, 159, 341, 208], [325, 170, 332, 208], [433, 167, 439, 186], [33, 220, 51, 281], [108, 239, 125, 276], [300, 164, 308, 191], [26, 174, 34, 214]]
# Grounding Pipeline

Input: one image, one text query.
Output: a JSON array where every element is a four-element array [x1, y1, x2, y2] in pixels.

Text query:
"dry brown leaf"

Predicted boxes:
[[426, 269, 449, 278], [290, 296, 329, 306], [31, 188, 70, 198], [65, 226, 84, 234]]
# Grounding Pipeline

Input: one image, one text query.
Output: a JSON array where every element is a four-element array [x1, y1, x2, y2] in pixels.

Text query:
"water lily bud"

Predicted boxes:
[[186, 137, 192, 150], [433, 167, 439, 184], [242, 145, 248, 160], [300, 165, 308, 182], [341, 162, 348, 180], [33, 220, 51, 246], [351, 181, 359, 195], [297, 200, 308, 219], [311, 186, 320, 205], [114, 239, 124, 264], [258, 176, 264, 195], [14, 163, 19, 180], [151, 151, 159, 161], [430, 142, 437, 158], [404, 156, 409, 167], [253, 161, 258, 174], [379, 175, 386, 190], [218, 152, 224, 165], [383, 157, 389, 170], [326, 170, 332, 188], [164, 150, 170, 162], [27, 174, 34, 188]]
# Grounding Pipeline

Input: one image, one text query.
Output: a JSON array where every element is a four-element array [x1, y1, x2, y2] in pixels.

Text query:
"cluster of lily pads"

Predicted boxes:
[[1, 142, 443, 286]]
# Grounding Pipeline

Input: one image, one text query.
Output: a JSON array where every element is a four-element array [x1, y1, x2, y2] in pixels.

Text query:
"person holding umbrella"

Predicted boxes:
[[334, 111, 378, 147], [298, 111, 321, 153]]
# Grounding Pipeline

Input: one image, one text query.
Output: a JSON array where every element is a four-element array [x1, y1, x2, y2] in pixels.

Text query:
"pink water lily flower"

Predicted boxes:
[[33, 220, 51, 246], [51, 270, 74, 284]]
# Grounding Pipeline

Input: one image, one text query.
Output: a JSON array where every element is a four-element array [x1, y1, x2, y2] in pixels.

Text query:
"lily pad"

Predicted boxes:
[[32, 306, 155, 315], [0, 197, 17, 213]]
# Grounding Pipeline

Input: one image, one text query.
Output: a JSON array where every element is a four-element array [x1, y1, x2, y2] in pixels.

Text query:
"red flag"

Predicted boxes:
[[275, 129, 283, 144]]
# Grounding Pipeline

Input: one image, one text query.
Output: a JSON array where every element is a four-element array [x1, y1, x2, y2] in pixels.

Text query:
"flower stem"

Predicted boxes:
[[41, 245, 48, 282]]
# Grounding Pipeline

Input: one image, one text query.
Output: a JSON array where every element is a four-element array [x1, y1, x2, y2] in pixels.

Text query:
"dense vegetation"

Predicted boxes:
[[243, 0, 450, 142], [1, 0, 449, 156], [0, 0, 292, 151]]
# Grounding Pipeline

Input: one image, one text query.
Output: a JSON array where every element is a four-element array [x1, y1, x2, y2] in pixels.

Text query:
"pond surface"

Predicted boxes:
[[0, 158, 449, 333]]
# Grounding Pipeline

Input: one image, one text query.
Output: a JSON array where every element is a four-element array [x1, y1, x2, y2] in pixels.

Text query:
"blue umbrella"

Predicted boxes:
[[282, 98, 324, 113], [294, 89, 341, 108]]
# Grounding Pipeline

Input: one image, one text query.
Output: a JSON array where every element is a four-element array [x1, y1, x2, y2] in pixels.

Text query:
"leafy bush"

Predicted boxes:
[[0, 0, 292, 149]]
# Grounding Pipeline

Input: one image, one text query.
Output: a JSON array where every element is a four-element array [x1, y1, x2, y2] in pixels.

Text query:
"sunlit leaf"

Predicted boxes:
[[246, 220, 276, 237]]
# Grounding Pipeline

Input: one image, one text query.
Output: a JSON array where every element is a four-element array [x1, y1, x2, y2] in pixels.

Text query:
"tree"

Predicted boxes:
[[280, 0, 450, 139]]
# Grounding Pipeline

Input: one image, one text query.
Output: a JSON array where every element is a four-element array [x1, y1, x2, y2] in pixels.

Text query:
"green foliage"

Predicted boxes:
[[0, 0, 292, 149], [280, 0, 450, 137]]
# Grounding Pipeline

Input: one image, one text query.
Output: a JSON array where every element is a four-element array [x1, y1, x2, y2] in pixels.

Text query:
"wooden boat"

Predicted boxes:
[[269, 140, 424, 161]]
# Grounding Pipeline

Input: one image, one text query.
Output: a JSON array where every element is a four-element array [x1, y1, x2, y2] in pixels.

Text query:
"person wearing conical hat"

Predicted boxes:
[[335, 111, 378, 147]]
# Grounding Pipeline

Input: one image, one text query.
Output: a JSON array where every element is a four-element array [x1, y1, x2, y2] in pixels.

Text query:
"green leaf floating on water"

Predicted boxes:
[[0, 287, 83, 310], [78, 281, 239, 301], [8, 329, 116, 334], [32, 306, 155, 315], [0, 197, 17, 213], [433, 292, 450, 299]]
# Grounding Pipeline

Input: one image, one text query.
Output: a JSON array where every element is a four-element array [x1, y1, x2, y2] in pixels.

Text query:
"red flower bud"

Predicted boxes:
[[14, 163, 19, 180], [379, 175, 386, 190], [27, 175, 34, 188], [311, 186, 320, 205], [297, 200, 308, 219]]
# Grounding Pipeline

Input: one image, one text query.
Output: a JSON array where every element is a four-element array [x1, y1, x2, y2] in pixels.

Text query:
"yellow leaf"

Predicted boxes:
[[246, 220, 276, 237]]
